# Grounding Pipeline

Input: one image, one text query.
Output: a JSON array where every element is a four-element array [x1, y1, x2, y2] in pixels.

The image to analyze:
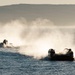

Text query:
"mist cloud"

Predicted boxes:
[[0, 18, 75, 59]]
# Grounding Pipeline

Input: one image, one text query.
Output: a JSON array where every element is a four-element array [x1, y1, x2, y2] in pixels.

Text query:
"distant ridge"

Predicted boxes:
[[1, 4, 75, 7], [0, 4, 75, 25]]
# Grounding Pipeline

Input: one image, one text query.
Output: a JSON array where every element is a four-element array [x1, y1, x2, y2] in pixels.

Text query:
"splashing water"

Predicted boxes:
[[0, 18, 75, 59]]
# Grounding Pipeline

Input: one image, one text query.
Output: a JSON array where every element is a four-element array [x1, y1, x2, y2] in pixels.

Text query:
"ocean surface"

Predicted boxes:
[[0, 48, 75, 75]]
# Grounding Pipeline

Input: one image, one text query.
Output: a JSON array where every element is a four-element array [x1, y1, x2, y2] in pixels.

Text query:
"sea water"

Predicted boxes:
[[0, 48, 75, 75]]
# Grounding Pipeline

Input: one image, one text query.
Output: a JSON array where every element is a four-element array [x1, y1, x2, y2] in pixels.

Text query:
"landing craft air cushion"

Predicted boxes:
[[48, 48, 74, 61]]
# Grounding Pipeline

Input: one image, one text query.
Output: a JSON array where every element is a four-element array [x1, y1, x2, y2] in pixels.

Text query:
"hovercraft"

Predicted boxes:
[[0, 39, 13, 48], [48, 48, 74, 61]]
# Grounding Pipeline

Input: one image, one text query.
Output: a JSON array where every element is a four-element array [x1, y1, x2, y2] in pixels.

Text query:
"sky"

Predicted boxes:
[[0, 0, 75, 6]]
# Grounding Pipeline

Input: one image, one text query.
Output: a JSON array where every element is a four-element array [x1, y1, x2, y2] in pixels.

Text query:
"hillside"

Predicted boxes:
[[0, 4, 75, 25]]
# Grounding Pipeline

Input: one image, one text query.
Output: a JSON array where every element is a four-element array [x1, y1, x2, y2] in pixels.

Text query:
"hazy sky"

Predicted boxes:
[[0, 0, 75, 6]]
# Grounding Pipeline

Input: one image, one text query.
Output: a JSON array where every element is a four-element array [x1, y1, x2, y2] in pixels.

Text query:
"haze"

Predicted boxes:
[[0, 0, 75, 6], [0, 4, 75, 58], [0, 4, 75, 25]]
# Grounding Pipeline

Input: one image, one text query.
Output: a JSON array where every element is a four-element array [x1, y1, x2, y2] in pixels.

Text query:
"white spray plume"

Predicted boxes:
[[0, 18, 75, 59], [0, 19, 25, 46]]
